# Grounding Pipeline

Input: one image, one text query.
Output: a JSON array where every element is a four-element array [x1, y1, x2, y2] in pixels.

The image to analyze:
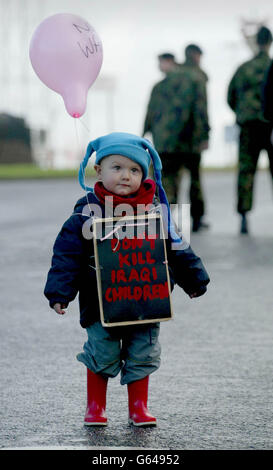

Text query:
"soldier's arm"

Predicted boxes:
[[193, 79, 210, 144], [262, 61, 273, 123], [227, 72, 238, 111], [143, 87, 158, 135]]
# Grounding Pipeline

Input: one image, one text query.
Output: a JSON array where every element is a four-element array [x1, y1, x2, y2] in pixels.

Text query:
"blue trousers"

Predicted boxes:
[[77, 321, 161, 385]]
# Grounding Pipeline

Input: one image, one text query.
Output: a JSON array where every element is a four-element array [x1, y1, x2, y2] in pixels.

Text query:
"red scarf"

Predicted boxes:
[[94, 179, 156, 210]]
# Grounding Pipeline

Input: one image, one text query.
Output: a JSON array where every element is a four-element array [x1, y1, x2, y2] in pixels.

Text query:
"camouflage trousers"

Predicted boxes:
[[159, 152, 205, 219], [237, 121, 273, 213]]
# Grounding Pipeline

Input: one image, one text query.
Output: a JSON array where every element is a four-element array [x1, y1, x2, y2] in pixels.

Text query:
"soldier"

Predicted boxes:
[[143, 49, 210, 232], [157, 52, 179, 75], [227, 26, 273, 234], [179, 44, 209, 85]]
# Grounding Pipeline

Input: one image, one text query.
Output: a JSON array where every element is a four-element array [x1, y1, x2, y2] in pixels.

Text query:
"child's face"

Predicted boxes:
[[94, 154, 143, 196]]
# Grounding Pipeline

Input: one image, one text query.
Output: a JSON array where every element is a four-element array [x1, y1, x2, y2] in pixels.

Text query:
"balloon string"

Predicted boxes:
[[78, 117, 90, 133], [73, 117, 81, 147], [73, 118, 93, 215]]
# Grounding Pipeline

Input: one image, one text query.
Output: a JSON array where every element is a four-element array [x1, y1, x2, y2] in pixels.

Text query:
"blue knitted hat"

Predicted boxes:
[[95, 132, 153, 179], [79, 132, 158, 182], [78, 132, 181, 244]]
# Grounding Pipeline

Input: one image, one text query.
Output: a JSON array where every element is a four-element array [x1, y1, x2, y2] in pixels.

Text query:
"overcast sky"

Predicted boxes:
[[1, 0, 273, 167]]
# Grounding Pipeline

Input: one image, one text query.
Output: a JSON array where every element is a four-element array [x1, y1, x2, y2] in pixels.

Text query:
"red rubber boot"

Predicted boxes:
[[127, 376, 157, 427], [84, 368, 108, 426]]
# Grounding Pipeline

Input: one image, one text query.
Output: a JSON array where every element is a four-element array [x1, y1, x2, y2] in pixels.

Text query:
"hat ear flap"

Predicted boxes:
[[78, 141, 95, 192], [142, 139, 182, 245], [142, 138, 162, 173]]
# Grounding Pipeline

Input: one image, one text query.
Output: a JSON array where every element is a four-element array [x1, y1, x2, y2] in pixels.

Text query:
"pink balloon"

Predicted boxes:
[[29, 13, 103, 118]]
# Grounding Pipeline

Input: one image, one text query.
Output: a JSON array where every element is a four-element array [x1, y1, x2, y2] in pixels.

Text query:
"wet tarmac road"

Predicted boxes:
[[1, 170, 273, 450]]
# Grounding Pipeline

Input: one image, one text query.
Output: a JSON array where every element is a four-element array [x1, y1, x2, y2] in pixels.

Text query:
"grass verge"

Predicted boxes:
[[0, 164, 95, 180], [0, 163, 240, 180]]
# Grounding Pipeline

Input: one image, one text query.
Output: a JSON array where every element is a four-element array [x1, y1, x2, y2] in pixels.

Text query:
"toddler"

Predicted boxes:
[[44, 132, 210, 426]]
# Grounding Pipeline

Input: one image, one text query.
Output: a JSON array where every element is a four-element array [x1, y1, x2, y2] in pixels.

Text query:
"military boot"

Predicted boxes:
[[240, 213, 248, 234]]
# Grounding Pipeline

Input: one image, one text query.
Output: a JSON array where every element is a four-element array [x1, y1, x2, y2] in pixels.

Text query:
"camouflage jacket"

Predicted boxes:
[[227, 51, 271, 125], [262, 59, 273, 123], [178, 59, 209, 84], [143, 68, 210, 154]]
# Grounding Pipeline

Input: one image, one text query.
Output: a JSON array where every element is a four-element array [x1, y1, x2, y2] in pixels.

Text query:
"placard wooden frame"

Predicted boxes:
[[92, 213, 173, 327]]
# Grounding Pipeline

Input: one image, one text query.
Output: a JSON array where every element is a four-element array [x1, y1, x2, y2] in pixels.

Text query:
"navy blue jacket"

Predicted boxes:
[[44, 192, 210, 328]]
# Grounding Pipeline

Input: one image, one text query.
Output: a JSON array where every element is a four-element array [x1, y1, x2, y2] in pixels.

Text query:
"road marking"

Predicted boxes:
[[1, 446, 161, 450]]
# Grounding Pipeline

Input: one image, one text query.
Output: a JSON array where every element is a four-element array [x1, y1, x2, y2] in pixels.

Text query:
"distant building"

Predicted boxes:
[[0, 113, 33, 164]]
